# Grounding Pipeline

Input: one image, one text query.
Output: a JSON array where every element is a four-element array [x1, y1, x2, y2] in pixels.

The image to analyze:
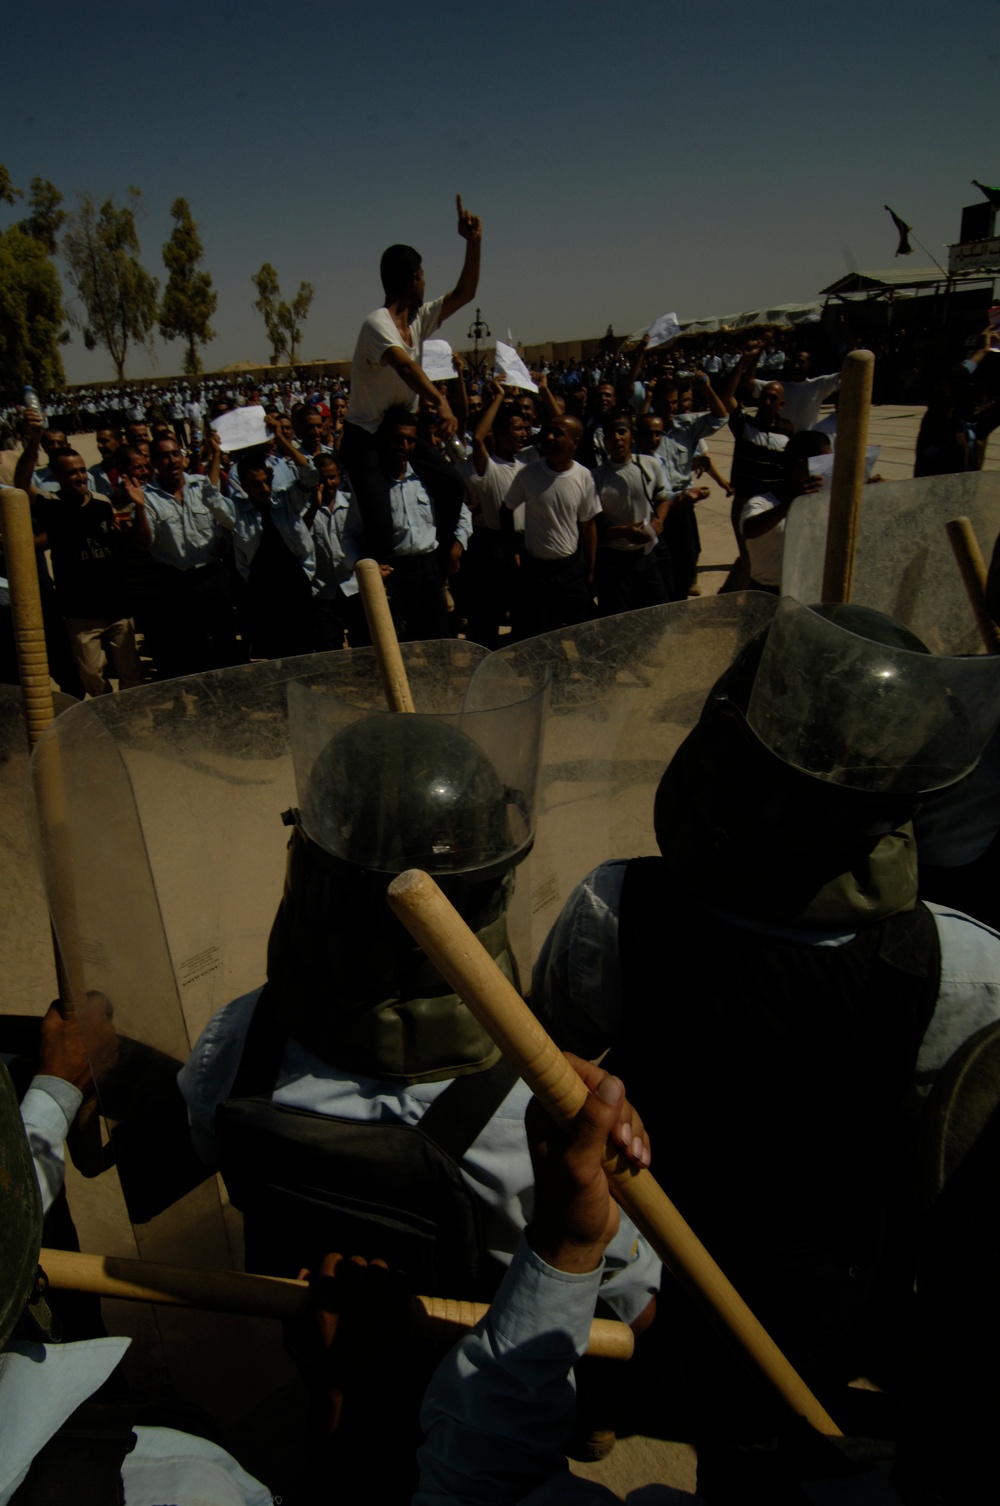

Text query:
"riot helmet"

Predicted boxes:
[[301, 712, 532, 882], [267, 677, 547, 1081], [654, 598, 1000, 929]]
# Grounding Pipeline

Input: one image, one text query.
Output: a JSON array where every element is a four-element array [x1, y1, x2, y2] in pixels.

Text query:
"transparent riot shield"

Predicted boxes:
[[0, 685, 75, 1014], [23, 641, 494, 1422], [782, 472, 1000, 654], [466, 592, 780, 971]]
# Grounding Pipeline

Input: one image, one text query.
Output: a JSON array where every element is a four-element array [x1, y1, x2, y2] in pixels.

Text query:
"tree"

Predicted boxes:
[[0, 224, 65, 399], [159, 197, 217, 377], [252, 263, 314, 365], [62, 187, 159, 383], [20, 178, 66, 255], [0, 165, 22, 207], [0, 166, 64, 399]]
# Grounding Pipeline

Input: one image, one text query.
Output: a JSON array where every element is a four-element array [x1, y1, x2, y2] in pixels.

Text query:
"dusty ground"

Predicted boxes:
[[2, 405, 996, 1502]]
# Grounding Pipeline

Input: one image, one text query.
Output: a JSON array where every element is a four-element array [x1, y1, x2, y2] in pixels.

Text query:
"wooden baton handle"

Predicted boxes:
[[821, 349, 874, 605], [945, 516, 1000, 654], [1, 485, 106, 1173], [386, 869, 842, 1437], [37, 1248, 631, 1359], [356, 558, 415, 713]]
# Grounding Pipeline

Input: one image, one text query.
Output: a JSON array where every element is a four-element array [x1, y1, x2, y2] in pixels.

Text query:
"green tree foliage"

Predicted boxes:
[[0, 165, 65, 399], [252, 263, 314, 365], [0, 225, 66, 399], [20, 178, 66, 255], [63, 188, 159, 384], [159, 197, 217, 377], [0, 166, 22, 207]]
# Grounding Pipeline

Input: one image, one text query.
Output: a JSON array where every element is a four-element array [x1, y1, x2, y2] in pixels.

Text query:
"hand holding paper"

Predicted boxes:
[[494, 340, 538, 393], [646, 312, 680, 350], [422, 339, 456, 384], [210, 405, 270, 453]]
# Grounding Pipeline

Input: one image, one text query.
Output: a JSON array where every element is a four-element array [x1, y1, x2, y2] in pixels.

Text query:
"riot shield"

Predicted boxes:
[[782, 472, 1000, 655], [24, 643, 507, 1422], [0, 685, 75, 1014], [466, 592, 780, 970]]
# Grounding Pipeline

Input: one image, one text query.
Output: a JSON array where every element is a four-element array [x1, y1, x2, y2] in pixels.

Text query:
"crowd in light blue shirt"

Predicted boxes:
[[343, 462, 472, 565]]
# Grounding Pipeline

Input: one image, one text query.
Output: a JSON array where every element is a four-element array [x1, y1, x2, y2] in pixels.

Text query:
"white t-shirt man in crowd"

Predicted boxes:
[[503, 415, 601, 634], [341, 196, 482, 562]]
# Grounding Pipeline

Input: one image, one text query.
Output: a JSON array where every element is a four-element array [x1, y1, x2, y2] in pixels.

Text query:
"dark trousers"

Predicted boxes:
[[340, 422, 465, 564], [141, 559, 241, 681], [663, 503, 700, 599], [523, 550, 594, 635], [386, 553, 448, 641], [462, 528, 508, 649], [595, 547, 667, 618]]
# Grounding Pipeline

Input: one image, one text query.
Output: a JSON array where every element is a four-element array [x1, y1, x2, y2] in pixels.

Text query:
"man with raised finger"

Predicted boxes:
[[341, 196, 482, 568]]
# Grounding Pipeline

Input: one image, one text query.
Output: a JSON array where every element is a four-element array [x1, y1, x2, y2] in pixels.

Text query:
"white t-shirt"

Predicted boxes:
[[739, 490, 784, 587], [750, 373, 841, 433], [346, 294, 446, 432], [593, 455, 667, 551], [504, 460, 601, 561], [467, 453, 529, 531]]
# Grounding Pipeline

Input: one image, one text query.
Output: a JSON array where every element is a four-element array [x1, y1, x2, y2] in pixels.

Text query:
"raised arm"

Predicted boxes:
[[13, 409, 43, 498], [450, 350, 470, 435], [383, 348, 459, 439], [719, 344, 762, 414], [691, 368, 727, 420], [627, 333, 650, 389], [472, 377, 506, 476], [438, 195, 483, 324], [534, 369, 565, 421]]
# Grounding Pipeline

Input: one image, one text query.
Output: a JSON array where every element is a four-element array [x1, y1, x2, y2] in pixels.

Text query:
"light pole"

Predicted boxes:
[[467, 307, 491, 380]]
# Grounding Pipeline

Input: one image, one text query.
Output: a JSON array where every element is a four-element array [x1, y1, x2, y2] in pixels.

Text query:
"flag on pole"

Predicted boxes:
[[972, 180, 1000, 210], [884, 206, 913, 257]]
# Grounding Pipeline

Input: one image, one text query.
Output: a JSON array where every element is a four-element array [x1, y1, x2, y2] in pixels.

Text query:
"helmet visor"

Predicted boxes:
[[745, 597, 1000, 794]]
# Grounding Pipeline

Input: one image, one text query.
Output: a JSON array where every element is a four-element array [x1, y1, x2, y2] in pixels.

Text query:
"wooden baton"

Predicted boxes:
[[37, 1248, 632, 1359], [945, 516, 1000, 654], [356, 558, 415, 712], [821, 349, 875, 605], [386, 868, 842, 1436], [0, 486, 104, 1173]]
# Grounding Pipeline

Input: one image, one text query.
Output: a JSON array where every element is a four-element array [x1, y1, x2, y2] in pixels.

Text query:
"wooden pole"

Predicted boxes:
[[945, 516, 1000, 654], [386, 868, 842, 1437], [38, 1248, 632, 1359], [821, 349, 875, 605], [356, 558, 415, 713], [0, 486, 104, 1172]]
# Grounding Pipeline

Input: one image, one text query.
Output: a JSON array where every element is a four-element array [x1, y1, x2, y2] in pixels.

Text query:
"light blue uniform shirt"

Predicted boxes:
[[343, 462, 472, 564], [141, 473, 233, 570], [177, 987, 660, 1325], [309, 492, 356, 598]]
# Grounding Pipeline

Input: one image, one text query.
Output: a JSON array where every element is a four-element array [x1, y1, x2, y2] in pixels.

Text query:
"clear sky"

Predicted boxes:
[[4, 0, 998, 385]]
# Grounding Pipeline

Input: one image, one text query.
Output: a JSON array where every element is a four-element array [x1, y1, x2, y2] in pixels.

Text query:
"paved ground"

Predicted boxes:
[[3, 406, 997, 1501]]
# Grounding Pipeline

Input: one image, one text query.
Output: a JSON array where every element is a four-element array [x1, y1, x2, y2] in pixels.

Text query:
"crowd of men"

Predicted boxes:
[[3, 328, 863, 694]]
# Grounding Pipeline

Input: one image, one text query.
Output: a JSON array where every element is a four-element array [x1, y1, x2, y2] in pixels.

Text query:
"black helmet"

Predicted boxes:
[[301, 713, 532, 881], [707, 599, 1000, 798]]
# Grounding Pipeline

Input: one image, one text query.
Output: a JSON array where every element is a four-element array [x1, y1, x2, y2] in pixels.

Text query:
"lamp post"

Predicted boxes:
[[467, 307, 491, 380]]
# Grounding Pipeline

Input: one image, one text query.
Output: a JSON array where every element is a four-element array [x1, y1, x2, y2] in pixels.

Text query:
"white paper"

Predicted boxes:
[[211, 405, 269, 453], [494, 340, 538, 393], [641, 520, 659, 555], [422, 339, 455, 383], [807, 445, 880, 489], [646, 312, 680, 349]]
